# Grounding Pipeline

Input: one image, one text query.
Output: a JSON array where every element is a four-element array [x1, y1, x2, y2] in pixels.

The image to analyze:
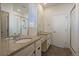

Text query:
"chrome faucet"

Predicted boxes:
[[13, 33, 20, 41]]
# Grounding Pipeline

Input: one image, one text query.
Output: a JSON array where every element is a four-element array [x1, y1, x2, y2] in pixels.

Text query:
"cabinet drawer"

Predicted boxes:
[[14, 43, 34, 56], [47, 39, 50, 44], [35, 40, 41, 47], [41, 37, 46, 43]]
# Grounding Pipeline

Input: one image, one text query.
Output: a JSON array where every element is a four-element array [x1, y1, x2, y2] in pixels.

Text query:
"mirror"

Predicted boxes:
[[21, 17, 28, 36], [1, 3, 29, 38]]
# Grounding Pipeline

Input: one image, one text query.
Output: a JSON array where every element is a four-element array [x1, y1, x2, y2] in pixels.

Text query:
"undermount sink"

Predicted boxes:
[[39, 32, 48, 35], [16, 39, 32, 43]]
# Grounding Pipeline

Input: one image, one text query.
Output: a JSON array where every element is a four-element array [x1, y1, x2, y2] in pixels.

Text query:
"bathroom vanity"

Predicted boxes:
[[8, 35, 42, 56], [12, 39, 41, 56], [0, 3, 52, 56], [7, 32, 51, 56], [40, 32, 51, 52]]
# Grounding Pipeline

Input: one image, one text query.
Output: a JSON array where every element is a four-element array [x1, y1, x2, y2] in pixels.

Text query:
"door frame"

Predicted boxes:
[[70, 4, 76, 54], [1, 10, 9, 38]]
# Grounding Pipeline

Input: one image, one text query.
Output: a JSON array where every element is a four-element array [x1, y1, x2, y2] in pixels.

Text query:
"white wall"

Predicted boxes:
[[37, 4, 44, 33], [28, 4, 38, 36], [28, 4, 44, 36], [44, 4, 74, 48]]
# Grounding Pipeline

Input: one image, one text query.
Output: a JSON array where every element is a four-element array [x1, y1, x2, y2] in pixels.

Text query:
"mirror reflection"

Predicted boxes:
[[1, 3, 29, 39]]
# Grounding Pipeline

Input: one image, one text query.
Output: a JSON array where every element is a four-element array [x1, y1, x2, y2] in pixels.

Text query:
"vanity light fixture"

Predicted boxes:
[[44, 3, 47, 5]]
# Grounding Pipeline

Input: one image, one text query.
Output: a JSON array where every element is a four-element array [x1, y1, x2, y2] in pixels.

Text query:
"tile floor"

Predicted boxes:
[[42, 45, 72, 56]]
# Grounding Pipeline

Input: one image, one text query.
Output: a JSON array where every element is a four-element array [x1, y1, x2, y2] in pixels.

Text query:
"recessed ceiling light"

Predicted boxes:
[[44, 3, 47, 5], [17, 9, 21, 12]]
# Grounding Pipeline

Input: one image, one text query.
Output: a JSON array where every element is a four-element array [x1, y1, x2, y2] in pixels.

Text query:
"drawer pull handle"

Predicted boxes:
[[38, 47, 40, 50], [33, 51, 35, 54]]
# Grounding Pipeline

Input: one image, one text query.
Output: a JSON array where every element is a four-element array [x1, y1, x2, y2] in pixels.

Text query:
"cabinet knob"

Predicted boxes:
[[38, 47, 40, 50], [33, 51, 35, 54]]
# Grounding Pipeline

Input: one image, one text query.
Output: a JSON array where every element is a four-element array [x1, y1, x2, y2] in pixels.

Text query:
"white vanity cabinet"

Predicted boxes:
[[41, 34, 51, 52], [47, 39, 50, 49], [13, 43, 35, 56], [41, 36, 46, 43], [35, 40, 41, 56], [47, 34, 51, 48], [12, 39, 41, 56]]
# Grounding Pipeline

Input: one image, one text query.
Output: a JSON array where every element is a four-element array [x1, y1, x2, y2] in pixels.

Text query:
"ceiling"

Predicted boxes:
[[43, 3, 73, 8], [43, 3, 58, 8], [12, 3, 63, 14], [12, 3, 29, 15], [3, 3, 73, 15]]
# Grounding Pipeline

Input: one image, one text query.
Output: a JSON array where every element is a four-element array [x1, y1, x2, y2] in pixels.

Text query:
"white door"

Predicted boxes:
[[52, 14, 67, 48]]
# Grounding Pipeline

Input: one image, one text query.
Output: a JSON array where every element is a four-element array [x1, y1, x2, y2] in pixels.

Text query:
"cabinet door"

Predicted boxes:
[[1, 39, 9, 56], [30, 52, 35, 56], [35, 40, 41, 56], [13, 43, 34, 56], [47, 34, 51, 47], [47, 39, 50, 49], [35, 45, 41, 56]]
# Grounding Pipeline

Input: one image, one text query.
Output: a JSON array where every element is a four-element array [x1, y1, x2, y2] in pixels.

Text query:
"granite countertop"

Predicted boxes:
[[8, 32, 51, 55], [8, 35, 44, 55], [39, 32, 51, 35]]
